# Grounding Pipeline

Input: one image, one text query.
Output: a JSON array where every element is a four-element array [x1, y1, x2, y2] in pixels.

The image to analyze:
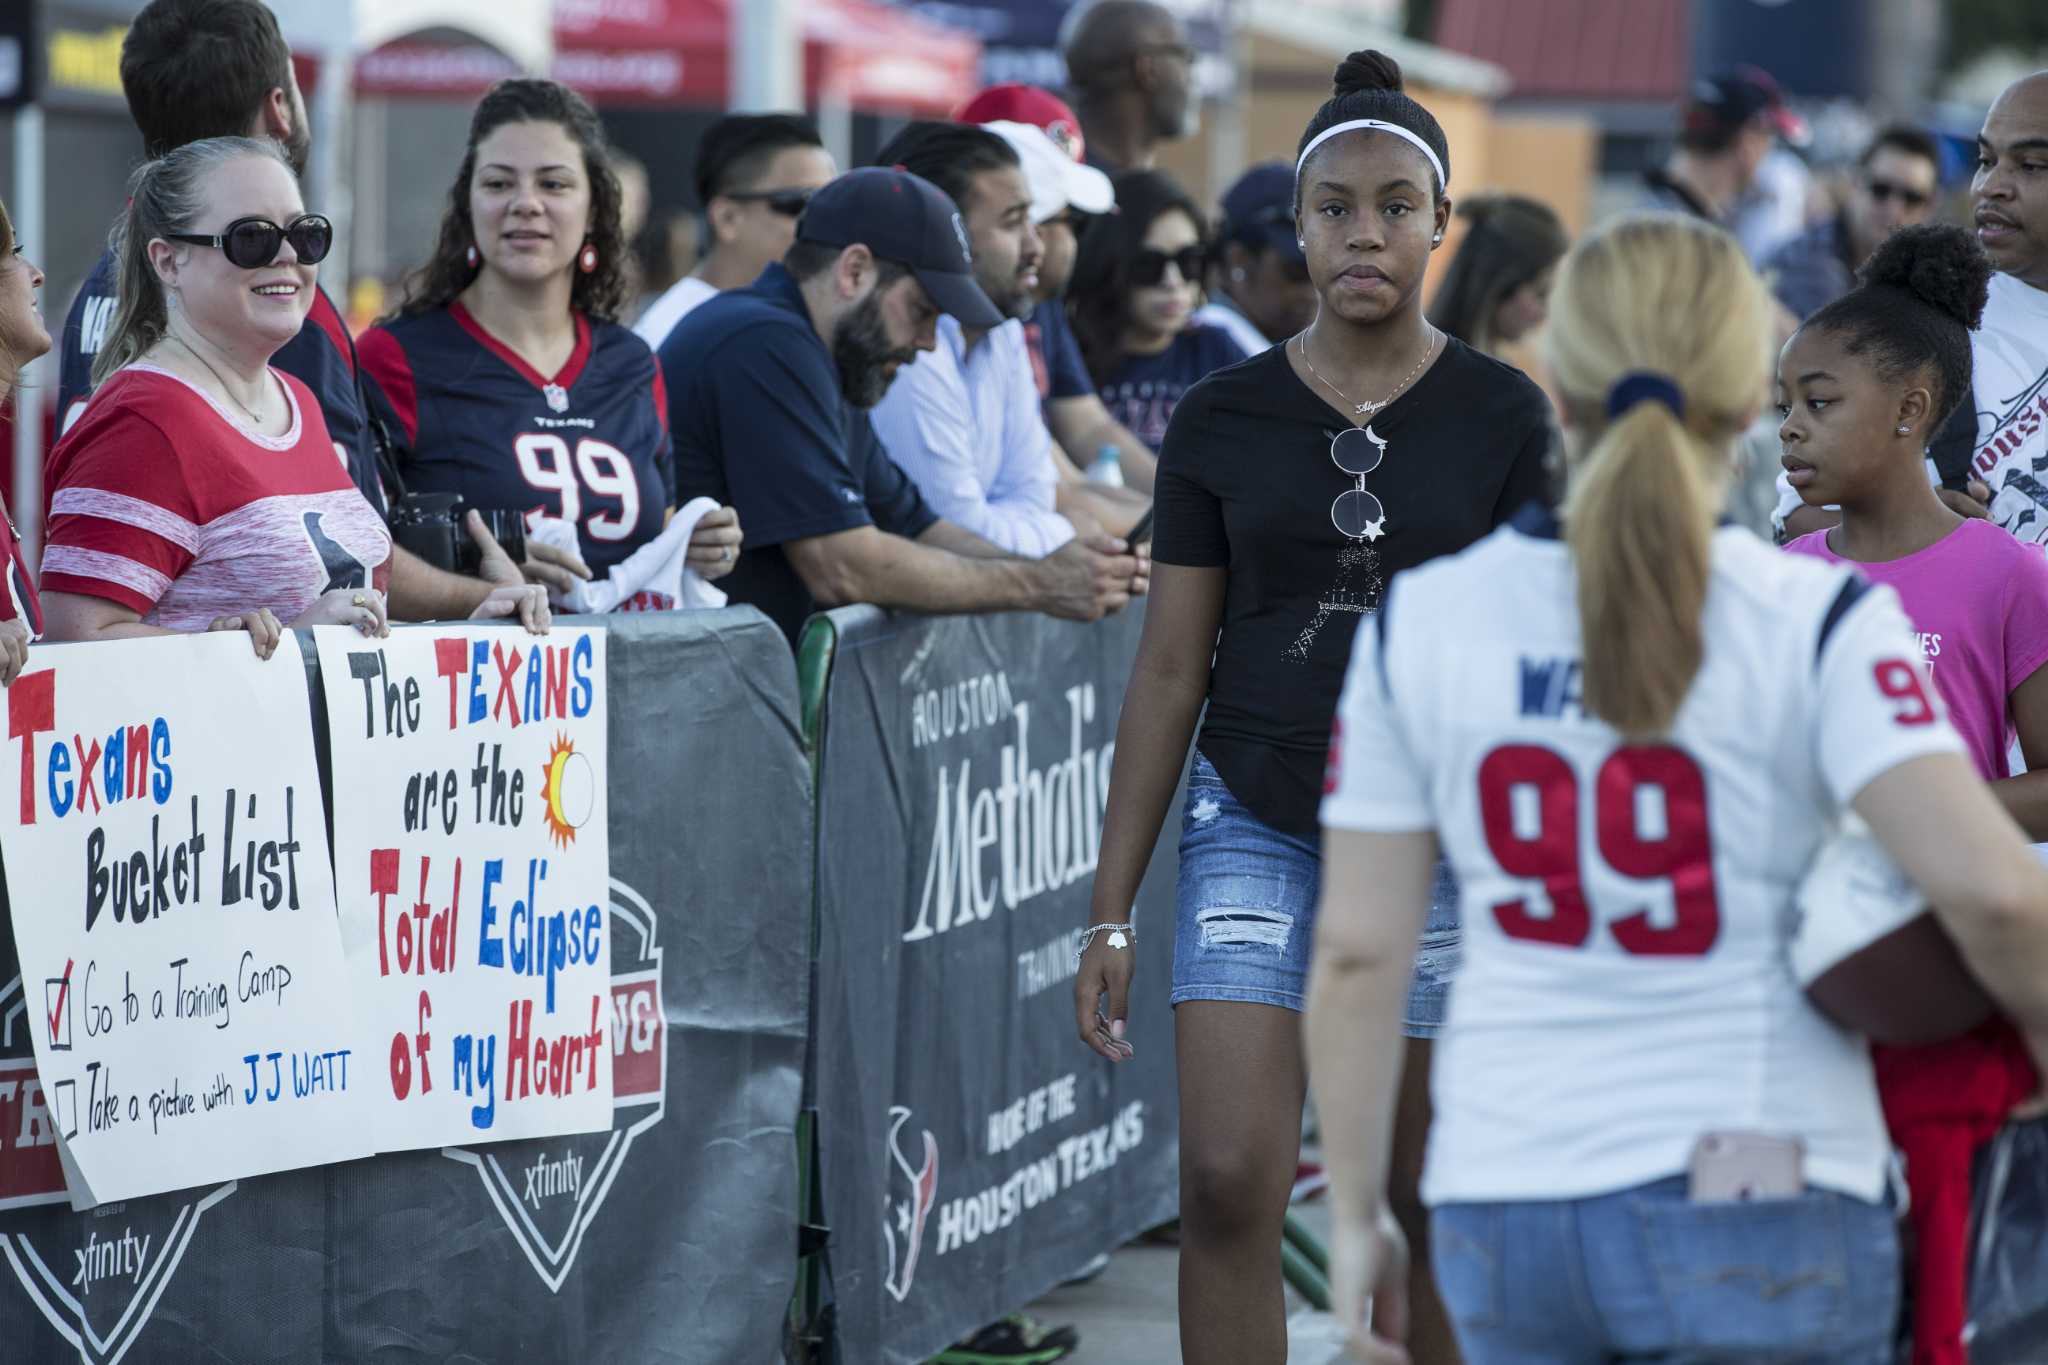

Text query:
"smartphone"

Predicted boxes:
[[1126, 507, 1155, 546], [1688, 1132, 1805, 1203]]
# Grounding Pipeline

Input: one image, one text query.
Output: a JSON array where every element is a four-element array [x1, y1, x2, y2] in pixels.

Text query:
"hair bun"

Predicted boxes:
[[1333, 50, 1404, 97], [1860, 223, 1992, 330]]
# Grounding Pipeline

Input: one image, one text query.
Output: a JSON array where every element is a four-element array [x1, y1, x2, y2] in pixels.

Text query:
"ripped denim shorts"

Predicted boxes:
[[1169, 750, 1460, 1032]]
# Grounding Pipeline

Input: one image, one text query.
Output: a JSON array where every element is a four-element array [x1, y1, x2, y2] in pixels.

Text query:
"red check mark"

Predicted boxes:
[[48, 959, 72, 1044]]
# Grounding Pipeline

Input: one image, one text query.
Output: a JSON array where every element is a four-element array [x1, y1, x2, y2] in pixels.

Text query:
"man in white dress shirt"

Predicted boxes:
[[869, 120, 1146, 550]]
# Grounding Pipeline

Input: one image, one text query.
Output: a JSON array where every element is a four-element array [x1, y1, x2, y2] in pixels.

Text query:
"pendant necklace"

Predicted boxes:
[[172, 333, 272, 428], [1297, 325, 1438, 417]]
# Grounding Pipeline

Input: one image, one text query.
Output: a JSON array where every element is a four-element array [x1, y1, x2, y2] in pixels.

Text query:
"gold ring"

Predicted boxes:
[[352, 594, 367, 608]]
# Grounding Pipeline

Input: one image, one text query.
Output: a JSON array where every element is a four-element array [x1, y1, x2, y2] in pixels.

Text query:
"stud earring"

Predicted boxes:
[[1297, 239, 1306, 249], [1897, 425, 1912, 435], [1230, 267, 1246, 282], [464, 244, 479, 270], [579, 243, 599, 274]]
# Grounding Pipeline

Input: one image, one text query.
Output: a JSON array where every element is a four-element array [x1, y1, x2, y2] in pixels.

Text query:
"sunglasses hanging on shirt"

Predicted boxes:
[[1131, 245, 1206, 287], [165, 213, 334, 269], [1329, 425, 1389, 542]]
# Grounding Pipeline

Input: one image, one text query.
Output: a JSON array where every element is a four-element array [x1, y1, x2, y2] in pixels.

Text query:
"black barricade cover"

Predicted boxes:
[[0, 611, 809, 1364], [812, 606, 1181, 1362]]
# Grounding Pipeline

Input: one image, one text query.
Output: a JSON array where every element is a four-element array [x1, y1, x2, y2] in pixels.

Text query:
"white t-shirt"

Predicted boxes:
[[1963, 271, 2048, 541], [1322, 510, 1964, 1206], [632, 275, 720, 353]]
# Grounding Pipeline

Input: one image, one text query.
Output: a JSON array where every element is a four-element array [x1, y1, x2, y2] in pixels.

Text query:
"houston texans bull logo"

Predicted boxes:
[[442, 876, 667, 1293], [883, 1105, 940, 1303], [1, 958, 236, 1365]]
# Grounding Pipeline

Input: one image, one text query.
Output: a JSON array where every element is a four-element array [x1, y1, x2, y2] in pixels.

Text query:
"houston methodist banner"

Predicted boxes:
[[0, 612, 808, 1364], [0, 634, 371, 1205], [314, 625, 613, 1149], [809, 606, 1182, 1363]]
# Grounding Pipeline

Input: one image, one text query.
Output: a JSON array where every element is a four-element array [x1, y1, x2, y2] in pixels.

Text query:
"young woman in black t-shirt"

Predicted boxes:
[[1075, 51, 1551, 1364]]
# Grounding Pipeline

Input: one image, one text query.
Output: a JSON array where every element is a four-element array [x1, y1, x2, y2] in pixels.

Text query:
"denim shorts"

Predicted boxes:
[[1169, 750, 1460, 1030], [1432, 1177, 1900, 1363]]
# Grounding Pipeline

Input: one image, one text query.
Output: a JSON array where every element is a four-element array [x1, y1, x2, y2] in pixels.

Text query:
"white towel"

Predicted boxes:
[[526, 497, 729, 614]]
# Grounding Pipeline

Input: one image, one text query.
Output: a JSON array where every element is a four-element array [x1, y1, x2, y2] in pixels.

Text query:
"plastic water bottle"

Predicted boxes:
[[1088, 444, 1125, 488]]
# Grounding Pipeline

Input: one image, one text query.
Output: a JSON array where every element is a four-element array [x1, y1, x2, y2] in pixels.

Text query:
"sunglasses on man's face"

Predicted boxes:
[[1865, 179, 1931, 209], [724, 187, 816, 218], [1132, 245, 1205, 287], [165, 213, 333, 269]]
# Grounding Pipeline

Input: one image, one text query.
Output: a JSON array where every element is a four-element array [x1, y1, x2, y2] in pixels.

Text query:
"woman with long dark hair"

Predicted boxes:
[[1073, 51, 1552, 1364], [1425, 193, 1568, 359], [1067, 168, 1246, 451], [359, 79, 740, 591]]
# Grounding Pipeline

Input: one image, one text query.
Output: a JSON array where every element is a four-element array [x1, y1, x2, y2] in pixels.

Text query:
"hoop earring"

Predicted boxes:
[[579, 243, 599, 275], [465, 244, 479, 270]]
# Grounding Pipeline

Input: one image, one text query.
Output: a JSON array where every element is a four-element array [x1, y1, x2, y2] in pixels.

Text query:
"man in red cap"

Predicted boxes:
[[958, 84, 1159, 493]]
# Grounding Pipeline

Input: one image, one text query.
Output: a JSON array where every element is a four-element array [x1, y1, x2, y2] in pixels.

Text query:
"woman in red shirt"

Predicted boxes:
[[0, 196, 44, 680], [41, 136, 397, 657]]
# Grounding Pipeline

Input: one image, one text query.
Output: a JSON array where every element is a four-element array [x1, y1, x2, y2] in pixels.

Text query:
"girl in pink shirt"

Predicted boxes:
[[1780, 223, 2048, 1365]]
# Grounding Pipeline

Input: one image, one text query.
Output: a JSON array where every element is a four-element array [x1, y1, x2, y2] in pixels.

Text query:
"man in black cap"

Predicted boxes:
[[661, 166, 1143, 646], [1197, 162, 1319, 355], [1634, 66, 1809, 238]]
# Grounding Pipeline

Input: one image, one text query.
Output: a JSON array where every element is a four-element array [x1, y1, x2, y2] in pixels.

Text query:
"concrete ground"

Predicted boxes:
[[1023, 1196, 1352, 1365]]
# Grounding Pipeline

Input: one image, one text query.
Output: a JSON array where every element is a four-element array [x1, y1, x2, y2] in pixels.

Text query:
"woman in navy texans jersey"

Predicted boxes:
[[360, 80, 742, 591]]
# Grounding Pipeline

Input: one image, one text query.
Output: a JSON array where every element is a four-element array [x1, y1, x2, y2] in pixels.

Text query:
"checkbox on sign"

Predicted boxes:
[[45, 960, 74, 1052], [51, 1078, 78, 1140]]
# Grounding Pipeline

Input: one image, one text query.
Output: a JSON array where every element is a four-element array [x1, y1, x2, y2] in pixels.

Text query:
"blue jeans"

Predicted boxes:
[[1170, 750, 1460, 1030], [1432, 1177, 1901, 1363]]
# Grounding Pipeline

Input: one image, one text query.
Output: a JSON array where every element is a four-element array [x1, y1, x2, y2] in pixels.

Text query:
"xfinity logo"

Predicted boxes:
[[523, 1149, 584, 1210], [72, 1229, 151, 1297]]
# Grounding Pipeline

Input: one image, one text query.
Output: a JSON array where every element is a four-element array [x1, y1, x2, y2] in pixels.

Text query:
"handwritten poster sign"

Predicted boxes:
[[315, 625, 612, 1150], [0, 634, 373, 1205]]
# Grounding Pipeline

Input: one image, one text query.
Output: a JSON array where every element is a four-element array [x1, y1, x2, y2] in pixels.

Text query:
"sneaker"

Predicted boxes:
[[928, 1313, 1079, 1364], [1291, 1160, 1329, 1204]]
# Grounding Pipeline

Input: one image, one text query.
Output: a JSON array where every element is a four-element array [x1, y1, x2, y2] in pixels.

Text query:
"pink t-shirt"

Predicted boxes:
[[1784, 519, 2048, 781]]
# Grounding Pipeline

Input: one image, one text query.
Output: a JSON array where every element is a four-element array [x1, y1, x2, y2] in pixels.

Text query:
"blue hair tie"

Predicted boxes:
[[1606, 371, 1685, 420]]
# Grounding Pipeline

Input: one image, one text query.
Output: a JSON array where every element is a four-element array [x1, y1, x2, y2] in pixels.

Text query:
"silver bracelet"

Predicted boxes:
[[1075, 922, 1135, 967]]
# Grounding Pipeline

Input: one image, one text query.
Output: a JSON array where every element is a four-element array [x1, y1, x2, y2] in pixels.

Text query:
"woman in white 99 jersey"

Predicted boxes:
[[1305, 214, 2048, 1364]]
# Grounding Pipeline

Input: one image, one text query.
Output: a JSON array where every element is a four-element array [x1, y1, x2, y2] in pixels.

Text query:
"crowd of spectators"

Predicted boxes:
[[13, 1, 2048, 1361]]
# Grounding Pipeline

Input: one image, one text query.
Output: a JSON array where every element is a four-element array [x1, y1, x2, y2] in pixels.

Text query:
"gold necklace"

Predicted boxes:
[[1297, 326, 1438, 417], [171, 333, 271, 428]]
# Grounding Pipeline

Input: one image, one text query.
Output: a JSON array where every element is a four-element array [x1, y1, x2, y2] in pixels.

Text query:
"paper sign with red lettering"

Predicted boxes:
[[314, 625, 612, 1150], [0, 633, 373, 1206]]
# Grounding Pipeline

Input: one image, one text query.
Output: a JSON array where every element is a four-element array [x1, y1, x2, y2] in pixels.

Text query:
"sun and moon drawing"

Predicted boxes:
[[540, 734, 597, 849]]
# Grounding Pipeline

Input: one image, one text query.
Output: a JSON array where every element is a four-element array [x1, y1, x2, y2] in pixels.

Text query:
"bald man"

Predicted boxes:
[[1061, 0, 1195, 173]]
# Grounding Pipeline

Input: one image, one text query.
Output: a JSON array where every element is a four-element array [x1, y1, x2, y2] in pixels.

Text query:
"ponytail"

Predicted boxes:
[[1543, 213, 1772, 738], [92, 136, 291, 387], [1564, 401, 1718, 737]]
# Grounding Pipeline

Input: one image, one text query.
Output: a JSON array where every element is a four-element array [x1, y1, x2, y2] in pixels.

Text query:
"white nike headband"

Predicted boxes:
[[1294, 119, 1447, 192]]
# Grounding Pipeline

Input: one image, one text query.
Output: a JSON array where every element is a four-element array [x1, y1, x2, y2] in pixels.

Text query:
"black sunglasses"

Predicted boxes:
[[1865, 179, 1930, 209], [1132, 245, 1205, 286], [724, 187, 815, 218], [165, 214, 333, 269], [1329, 426, 1388, 541]]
